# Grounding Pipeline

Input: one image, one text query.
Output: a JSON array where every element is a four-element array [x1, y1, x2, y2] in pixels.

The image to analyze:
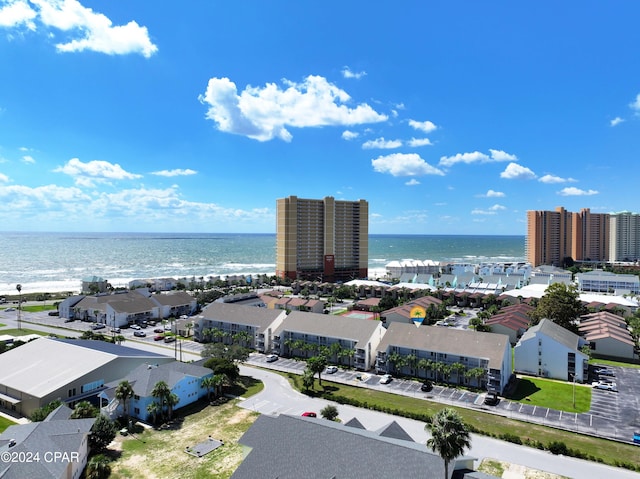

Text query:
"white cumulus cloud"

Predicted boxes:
[[408, 119, 437, 134], [558, 187, 599, 196], [630, 94, 640, 113], [0, 0, 36, 29], [22, 155, 35, 164], [341, 66, 367, 79], [362, 137, 402, 149], [405, 179, 420, 186], [539, 174, 577, 184], [342, 130, 359, 140], [610, 117, 624, 127], [483, 189, 505, 198], [372, 153, 445, 177], [0, 172, 9, 182], [0, 0, 157, 57], [439, 149, 517, 167], [151, 168, 197, 177], [199, 75, 388, 142], [500, 162, 536, 180], [54, 158, 142, 186], [407, 138, 433, 147]]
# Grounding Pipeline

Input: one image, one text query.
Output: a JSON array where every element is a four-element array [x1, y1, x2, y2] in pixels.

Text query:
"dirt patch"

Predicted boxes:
[[108, 399, 258, 479], [479, 458, 570, 479]]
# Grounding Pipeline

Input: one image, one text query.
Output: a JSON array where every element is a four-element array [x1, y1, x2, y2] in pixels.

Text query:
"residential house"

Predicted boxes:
[[273, 311, 386, 370], [0, 405, 95, 479], [514, 318, 589, 382], [99, 361, 213, 422], [381, 296, 444, 326], [0, 338, 173, 417], [150, 291, 197, 318], [232, 414, 454, 479], [376, 322, 511, 394], [485, 303, 534, 345], [579, 311, 637, 360], [193, 302, 287, 352], [273, 297, 324, 313]]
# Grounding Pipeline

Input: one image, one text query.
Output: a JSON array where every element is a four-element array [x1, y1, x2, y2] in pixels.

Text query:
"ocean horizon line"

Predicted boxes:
[[0, 231, 525, 237]]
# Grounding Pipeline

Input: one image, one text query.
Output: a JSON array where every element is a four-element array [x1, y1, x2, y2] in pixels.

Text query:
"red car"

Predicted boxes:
[[154, 334, 164, 341], [301, 412, 317, 417]]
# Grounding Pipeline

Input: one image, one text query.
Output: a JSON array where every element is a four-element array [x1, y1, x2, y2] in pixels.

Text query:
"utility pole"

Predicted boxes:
[[16, 284, 22, 330]]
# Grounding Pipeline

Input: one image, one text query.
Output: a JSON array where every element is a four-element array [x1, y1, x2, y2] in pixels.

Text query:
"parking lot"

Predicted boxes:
[[247, 353, 640, 444]]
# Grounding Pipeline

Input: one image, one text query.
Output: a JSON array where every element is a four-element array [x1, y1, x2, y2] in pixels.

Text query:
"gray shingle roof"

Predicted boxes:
[[198, 302, 284, 332], [232, 414, 447, 479], [0, 405, 95, 479], [274, 311, 381, 347], [104, 361, 211, 396], [520, 318, 580, 350], [378, 322, 509, 369]]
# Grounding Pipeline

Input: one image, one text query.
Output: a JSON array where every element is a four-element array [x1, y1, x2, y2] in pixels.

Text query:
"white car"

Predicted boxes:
[[326, 366, 338, 374], [265, 354, 278, 363], [379, 374, 393, 384], [593, 381, 617, 392]]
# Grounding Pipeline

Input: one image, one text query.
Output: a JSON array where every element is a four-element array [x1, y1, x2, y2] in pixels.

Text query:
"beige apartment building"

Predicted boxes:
[[526, 207, 609, 267], [276, 195, 368, 282]]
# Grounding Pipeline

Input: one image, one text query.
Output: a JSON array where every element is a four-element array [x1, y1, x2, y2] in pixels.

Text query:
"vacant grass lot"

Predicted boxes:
[[508, 377, 591, 413], [294, 375, 640, 470], [0, 328, 48, 337], [109, 377, 262, 479], [0, 415, 16, 434]]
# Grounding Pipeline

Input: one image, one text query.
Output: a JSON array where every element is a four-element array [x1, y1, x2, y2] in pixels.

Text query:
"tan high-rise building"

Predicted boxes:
[[526, 207, 610, 267], [276, 196, 368, 282]]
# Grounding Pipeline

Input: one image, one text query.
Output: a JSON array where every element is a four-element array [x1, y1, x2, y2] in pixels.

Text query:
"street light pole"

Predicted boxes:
[[16, 284, 22, 330]]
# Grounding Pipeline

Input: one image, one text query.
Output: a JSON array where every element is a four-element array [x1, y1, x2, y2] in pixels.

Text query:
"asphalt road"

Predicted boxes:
[[2, 309, 640, 477]]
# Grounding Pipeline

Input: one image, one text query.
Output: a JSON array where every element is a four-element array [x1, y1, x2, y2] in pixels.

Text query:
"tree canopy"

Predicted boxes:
[[425, 408, 471, 479], [530, 282, 585, 333]]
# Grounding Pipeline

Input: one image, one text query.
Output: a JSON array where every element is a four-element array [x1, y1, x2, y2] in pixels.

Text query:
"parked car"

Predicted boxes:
[[4, 307, 15, 312], [110, 328, 121, 333], [154, 334, 164, 341], [133, 331, 146, 337], [379, 374, 393, 384], [420, 380, 433, 392], [265, 354, 278, 362], [484, 392, 500, 405], [91, 323, 106, 330], [593, 381, 618, 391], [164, 336, 176, 343], [131, 324, 141, 330], [48, 311, 59, 316], [326, 365, 338, 374], [301, 412, 317, 417], [153, 328, 164, 333], [595, 367, 615, 377]]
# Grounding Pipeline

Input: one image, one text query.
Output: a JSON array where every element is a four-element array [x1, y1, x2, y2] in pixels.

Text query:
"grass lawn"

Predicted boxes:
[[288, 374, 640, 471], [507, 377, 591, 413], [21, 305, 57, 313], [109, 376, 262, 479], [0, 323, 6, 328], [591, 358, 640, 369], [0, 328, 50, 337], [0, 415, 16, 434]]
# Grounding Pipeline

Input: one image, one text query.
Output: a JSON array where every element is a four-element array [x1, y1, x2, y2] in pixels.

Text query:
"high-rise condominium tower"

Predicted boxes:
[[526, 207, 609, 267], [276, 196, 368, 282]]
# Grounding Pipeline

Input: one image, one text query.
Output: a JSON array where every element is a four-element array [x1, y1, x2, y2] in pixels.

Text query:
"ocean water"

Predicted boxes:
[[0, 232, 525, 295]]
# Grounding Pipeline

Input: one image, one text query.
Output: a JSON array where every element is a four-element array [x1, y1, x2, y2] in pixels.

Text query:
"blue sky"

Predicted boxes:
[[1, 1, 639, 235]]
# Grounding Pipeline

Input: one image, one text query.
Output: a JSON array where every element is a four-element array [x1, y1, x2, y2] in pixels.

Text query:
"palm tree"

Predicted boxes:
[[201, 376, 216, 400], [151, 380, 171, 421], [166, 393, 179, 419], [146, 401, 161, 425], [16, 284, 22, 330], [115, 380, 135, 426], [71, 400, 98, 419], [425, 408, 471, 479], [86, 454, 111, 479], [114, 334, 126, 345]]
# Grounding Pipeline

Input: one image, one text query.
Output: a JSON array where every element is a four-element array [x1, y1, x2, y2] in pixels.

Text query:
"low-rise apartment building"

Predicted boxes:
[[273, 311, 386, 370], [193, 302, 286, 352], [375, 322, 511, 393]]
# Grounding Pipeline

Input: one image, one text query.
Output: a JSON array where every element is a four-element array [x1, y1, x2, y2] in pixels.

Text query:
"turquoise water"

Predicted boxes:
[[0, 232, 525, 294]]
